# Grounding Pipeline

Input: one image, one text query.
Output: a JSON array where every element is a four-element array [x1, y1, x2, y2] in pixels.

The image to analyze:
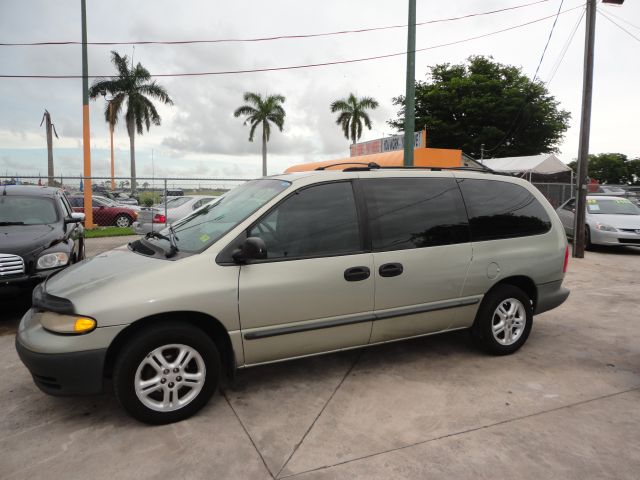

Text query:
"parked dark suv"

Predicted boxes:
[[0, 185, 85, 288]]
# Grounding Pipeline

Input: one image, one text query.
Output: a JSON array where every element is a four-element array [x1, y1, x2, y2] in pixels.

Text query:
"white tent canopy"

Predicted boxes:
[[481, 154, 571, 174]]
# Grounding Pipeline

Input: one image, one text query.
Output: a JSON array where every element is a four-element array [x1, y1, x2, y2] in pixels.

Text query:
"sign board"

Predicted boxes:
[[350, 131, 426, 157]]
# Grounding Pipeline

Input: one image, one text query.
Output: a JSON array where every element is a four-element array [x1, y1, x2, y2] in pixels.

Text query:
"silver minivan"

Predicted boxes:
[[16, 167, 570, 424]]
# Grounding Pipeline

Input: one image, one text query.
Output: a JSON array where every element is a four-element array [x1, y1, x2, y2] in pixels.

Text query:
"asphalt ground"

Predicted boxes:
[[0, 240, 639, 479]]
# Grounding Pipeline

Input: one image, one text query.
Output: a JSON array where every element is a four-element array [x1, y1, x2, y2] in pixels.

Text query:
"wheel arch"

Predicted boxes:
[[487, 275, 538, 312], [104, 311, 236, 381]]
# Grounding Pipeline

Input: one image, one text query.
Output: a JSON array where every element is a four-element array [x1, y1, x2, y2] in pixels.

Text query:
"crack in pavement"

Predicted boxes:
[[222, 390, 276, 479], [275, 350, 364, 479], [279, 385, 640, 479]]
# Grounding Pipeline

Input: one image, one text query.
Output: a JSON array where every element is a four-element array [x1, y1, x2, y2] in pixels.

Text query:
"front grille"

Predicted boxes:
[[619, 228, 640, 234], [0, 253, 25, 277], [618, 238, 640, 244]]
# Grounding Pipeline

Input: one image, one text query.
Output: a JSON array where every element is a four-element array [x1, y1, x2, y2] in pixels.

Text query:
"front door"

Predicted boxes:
[[360, 175, 474, 343], [239, 181, 374, 365]]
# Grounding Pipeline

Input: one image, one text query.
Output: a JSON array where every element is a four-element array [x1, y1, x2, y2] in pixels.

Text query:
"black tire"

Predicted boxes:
[[113, 322, 220, 425], [114, 214, 133, 228], [77, 238, 86, 261], [585, 226, 593, 251], [471, 285, 533, 355]]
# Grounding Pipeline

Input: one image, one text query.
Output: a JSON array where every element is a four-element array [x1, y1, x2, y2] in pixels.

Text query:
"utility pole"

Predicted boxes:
[[81, 0, 94, 228], [403, 0, 416, 167], [40, 110, 58, 186], [572, 0, 597, 258]]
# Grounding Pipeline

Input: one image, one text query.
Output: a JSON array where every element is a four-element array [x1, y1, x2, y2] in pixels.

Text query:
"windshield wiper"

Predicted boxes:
[[0, 221, 25, 226], [145, 226, 180, 258]]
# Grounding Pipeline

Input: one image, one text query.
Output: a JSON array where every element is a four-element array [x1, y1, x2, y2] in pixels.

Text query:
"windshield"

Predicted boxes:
[[144, 179, 290, 253], [587, 198, 640, 215], [0, 196, 59, 225]]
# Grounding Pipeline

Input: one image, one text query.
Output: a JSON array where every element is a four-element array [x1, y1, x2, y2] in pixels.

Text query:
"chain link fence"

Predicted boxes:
[[1, 175, 251, 231]]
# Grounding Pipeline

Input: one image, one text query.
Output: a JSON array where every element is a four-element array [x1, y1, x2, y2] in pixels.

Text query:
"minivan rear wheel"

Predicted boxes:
[[472, 285, 533, 355], [113, 322, 220, 424]]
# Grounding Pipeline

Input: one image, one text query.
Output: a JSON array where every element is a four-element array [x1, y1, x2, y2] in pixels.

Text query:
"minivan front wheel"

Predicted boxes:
[[113, 323, 220, 424], [472, 285, 533, 355]]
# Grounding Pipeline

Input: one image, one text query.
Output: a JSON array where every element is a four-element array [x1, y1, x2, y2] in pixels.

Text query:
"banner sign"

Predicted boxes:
[[350, 131, 425, 157]]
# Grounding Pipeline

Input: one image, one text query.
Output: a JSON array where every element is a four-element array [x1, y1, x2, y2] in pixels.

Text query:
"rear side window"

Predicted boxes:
[[458, 179, 551, 241], [248, 182, 361, 259], [361, 177, 470, 251]]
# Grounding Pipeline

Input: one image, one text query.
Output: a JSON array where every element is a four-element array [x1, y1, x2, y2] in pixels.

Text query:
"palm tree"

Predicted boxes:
[[234, 92, 286, 177], [89, 51, 173, 191], [330, 93, 379, 145]]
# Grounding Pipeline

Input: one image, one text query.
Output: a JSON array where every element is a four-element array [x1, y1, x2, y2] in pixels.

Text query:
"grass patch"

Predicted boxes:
[[85, 226, 135, 238]]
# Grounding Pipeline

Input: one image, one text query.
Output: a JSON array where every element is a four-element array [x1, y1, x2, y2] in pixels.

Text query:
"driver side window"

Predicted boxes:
[[248, 182, 361, 260]]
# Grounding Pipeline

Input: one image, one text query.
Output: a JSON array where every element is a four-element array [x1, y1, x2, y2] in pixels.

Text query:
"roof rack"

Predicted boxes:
[[314, 162, 501, 175]]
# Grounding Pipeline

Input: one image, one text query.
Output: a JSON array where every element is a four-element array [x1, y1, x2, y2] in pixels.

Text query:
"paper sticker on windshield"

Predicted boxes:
[[199, 234, 210, 243], [615, 198, 631, 204], [589, 204, 600, 211], [587, 199, 597, 204]]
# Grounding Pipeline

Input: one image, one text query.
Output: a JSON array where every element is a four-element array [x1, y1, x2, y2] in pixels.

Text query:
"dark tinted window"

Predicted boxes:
[[0, 196, 59, 224], [458, 179, 551, 241], [562, 198, 575, 211], [68, 197, 83, 208], [362, 177, 469, 251], [248, 182, 360, 259]]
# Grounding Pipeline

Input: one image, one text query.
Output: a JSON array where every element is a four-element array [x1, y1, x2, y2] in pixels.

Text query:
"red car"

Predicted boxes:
[[68, 195, 138, 227]]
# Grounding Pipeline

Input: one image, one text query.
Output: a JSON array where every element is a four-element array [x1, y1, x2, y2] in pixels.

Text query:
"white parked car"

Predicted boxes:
[[556, 196, 640, 248]]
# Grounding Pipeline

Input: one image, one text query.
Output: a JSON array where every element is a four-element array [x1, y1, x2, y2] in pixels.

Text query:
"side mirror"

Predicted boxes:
[[232, 237, 267, 263], [65, 212, 85, 224]]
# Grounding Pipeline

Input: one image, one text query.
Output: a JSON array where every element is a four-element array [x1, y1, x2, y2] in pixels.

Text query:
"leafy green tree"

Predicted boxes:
[[626, 159, 640, 185], [330, 93, 379, 144], [587, 153, 629, 184], [389, 56, 570, 158], [89, 51, 173, 191], [568, 153, 637, 184], [234, 92, 286, 177]]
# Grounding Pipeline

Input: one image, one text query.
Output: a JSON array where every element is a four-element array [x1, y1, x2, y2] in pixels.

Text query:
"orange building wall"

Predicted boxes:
[[285, 147, 463, 172]]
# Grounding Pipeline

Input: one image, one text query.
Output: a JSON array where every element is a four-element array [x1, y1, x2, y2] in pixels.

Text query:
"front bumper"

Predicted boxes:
[[590, 228, 640, 246], [16, 308, 127, 396], [0, 266, 65, 287], [16, 338, 107, 396], [535, 280, 570, 315]]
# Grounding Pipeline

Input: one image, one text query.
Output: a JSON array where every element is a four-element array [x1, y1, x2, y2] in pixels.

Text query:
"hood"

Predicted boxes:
[[45, 243, 168, 300], [587, 213, 640, 229], [0, 224, 63, 256]]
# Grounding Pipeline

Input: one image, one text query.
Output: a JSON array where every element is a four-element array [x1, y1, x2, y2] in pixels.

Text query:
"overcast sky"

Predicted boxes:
[[0, 0, 638, 180]]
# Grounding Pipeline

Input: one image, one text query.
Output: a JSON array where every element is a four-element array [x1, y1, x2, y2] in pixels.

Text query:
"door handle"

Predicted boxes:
[[379, 262, 404, 278], [344, 266, 371, 282]]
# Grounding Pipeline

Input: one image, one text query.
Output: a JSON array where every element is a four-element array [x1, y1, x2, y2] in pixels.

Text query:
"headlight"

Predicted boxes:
[[595, 223, 617, 232], [40, 312, 97, 334], [37, 252, 69, 270]]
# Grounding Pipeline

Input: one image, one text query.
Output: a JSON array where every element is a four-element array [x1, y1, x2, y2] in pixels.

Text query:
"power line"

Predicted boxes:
[[598, 9, 640, 43], [0, 0, 551, 47], [533, 0, 565, 81], [0, 4, 585, 80], [599, 7, 640, 32], [547, 6, 586, 84], [483, 0, 571, 155]]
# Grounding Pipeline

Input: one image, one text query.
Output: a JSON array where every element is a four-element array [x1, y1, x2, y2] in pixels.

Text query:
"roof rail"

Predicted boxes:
[[315, 162, 381, 171]]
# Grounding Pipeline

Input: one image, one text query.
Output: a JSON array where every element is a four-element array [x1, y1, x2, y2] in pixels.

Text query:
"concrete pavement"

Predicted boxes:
[[0, 245, 639, 479]]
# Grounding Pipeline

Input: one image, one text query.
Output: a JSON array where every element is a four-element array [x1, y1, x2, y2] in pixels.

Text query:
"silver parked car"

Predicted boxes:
[[556, 196, 640, 248], [133, 195, 219, 234], [16, 168, 570, 424]]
